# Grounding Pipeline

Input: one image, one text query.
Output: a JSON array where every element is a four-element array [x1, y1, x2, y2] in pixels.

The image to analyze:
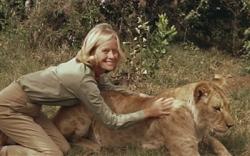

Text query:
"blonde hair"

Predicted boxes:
[[76, 23, 125, 67]]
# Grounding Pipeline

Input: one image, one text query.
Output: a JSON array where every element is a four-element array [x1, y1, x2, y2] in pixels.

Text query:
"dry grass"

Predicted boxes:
[[0, 34, 250, 156]]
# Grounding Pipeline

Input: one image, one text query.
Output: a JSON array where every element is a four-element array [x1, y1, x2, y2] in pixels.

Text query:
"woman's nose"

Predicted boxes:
[[107, 51, 115, 58]]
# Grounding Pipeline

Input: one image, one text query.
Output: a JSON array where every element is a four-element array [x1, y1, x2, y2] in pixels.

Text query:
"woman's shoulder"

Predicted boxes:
[[54, 58, 95, 85]]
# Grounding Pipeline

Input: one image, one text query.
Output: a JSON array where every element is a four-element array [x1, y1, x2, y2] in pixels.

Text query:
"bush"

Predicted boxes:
[[24, 0, 103, 49], [142, 0, 250, 54], [123, 14, 177, 80], [1, 0, 250, 56], [0, 0, 26, 31]]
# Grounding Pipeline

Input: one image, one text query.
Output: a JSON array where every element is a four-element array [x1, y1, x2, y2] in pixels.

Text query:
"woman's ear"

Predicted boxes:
[[87, 55, 97, 66]]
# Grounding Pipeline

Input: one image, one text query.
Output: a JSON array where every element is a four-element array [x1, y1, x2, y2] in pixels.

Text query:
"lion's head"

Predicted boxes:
[[192, 82, 234, 136]]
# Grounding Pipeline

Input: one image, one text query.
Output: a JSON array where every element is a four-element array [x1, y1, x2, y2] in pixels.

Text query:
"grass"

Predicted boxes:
[[67, 145, 168, 156], [0, 32, 250, 156]]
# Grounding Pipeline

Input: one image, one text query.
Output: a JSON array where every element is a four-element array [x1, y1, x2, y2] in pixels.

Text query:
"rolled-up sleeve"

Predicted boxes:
[[76, 77, 145, 129]]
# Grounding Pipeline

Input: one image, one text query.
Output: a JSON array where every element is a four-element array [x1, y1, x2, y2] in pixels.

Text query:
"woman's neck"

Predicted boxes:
[[93, 66, 104, 81]]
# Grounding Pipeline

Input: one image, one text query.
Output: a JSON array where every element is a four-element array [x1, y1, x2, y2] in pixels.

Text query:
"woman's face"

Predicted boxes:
[[94, 38, 120, 74]]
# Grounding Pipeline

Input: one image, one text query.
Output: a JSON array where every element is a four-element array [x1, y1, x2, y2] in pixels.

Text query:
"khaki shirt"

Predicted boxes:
[[17, 58, 145, 129]]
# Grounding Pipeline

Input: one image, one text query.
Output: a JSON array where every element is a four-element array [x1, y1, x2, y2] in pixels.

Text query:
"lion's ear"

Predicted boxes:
[[213, 74, 223, 80], [194, 83, 210, 103], [212, 74, 232, 87], [212, 74, 226, 87]]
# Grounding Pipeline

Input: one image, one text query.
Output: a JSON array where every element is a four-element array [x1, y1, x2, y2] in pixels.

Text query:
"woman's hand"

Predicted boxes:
[[144, 97, 174, 118]]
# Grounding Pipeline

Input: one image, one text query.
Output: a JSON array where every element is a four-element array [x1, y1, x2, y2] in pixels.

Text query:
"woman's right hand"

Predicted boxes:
[[144, 97, 174, 118]]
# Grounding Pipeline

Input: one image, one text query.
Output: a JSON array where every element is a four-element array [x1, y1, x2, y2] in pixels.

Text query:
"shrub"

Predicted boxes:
[[24, 0, 103, 49], [142, 0, 250, 55], [0, 0, 26, 31], [123, 14, 177, 80]]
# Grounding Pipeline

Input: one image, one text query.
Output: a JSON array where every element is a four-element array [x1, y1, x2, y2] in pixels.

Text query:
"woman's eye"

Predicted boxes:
[[113, 50, 119, 54], [102, 49, 109, 54], [112, 50, 118, 55]]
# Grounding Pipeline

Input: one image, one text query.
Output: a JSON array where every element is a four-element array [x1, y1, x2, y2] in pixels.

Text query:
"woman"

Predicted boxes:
[[0, 23, 174, 156]]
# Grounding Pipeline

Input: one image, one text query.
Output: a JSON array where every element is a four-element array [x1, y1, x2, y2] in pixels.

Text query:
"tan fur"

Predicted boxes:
[[53, 81, 234, 156]]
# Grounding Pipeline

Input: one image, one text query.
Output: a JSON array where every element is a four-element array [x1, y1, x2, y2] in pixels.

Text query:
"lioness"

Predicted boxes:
[[53, 80, 234, 156]]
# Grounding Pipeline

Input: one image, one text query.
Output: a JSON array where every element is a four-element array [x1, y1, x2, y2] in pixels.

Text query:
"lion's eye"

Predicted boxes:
[[213, 106, 221, 111]]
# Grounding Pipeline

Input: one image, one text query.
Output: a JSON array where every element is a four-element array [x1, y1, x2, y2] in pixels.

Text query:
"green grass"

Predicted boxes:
[[67, 145, 168, 156], [0, 33, 250, 156]]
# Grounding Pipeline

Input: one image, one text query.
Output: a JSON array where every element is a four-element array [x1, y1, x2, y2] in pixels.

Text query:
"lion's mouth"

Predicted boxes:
[[210, 127, 228, 136]]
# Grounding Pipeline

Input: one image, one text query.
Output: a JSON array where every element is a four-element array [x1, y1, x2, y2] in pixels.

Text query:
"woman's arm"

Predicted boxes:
[[77, 78, 145, 129], [76, 78, 173, 129]]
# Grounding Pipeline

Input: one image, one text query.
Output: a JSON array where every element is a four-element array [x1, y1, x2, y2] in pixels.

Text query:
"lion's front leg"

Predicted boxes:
[[205, 136, 232, 156]]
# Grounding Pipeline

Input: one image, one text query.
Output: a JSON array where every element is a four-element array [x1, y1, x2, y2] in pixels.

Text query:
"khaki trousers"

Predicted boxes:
[[0, 82, 70, 156]]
